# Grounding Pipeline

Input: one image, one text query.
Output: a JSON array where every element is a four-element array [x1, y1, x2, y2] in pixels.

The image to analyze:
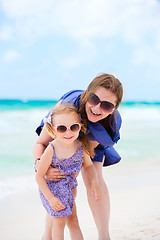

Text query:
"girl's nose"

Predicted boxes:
[[65, 129, 72, 134]]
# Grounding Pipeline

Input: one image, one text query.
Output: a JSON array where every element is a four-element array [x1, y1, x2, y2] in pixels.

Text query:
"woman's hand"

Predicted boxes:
[[45, 166, 67, 181], [90, 140, 99, 149], [90, 181, 102, 201], [49, 196, 66, 211]]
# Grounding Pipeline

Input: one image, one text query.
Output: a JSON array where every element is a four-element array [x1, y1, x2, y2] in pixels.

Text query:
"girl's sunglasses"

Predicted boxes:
[[54, 123, 81, 133], [88, 93, 115, 113]]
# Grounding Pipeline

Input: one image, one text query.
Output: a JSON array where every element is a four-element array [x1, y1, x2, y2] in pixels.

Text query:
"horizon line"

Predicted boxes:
[[0, 99, 160, 105]]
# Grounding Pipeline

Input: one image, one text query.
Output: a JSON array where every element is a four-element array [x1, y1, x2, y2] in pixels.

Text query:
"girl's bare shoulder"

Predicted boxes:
[[44, 140, 56, 154]]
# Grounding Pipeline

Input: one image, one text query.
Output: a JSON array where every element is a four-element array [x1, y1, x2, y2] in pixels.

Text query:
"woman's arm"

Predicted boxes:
[[33, 125, 53, 160], [33, 100, 67, 180], [33, 125, 53, 171], [82, 151, 101, 201], [36, 145, 65, 211], [33, 125, 67, 180], [90, 140, 99, 149], [33, 100, 62, 160]]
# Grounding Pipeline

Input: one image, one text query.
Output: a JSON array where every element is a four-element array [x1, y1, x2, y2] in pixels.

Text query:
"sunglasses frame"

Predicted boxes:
[[88, 93, 115, 113], [54, 123, 81, 133]]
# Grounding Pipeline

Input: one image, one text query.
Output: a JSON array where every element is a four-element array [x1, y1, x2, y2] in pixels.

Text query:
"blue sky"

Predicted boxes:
[[0, 0, 160, 101]]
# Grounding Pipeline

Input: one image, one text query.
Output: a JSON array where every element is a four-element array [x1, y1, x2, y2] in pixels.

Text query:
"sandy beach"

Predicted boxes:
[[0, 158, 160, 240], [1, 100, 160, 240]]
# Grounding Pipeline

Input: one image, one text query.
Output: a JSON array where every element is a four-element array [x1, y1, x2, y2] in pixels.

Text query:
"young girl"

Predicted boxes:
[[36, 104, 101, 240]]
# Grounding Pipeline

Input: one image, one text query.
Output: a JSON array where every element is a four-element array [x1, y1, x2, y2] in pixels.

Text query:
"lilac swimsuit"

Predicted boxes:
[[39, 143, 84, 217]]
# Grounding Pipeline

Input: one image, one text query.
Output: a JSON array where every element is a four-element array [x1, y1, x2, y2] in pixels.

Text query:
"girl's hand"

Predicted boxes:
[[45, 167, 67, 181], [91, 182, 102, 201], [49, 196, 66, 211]]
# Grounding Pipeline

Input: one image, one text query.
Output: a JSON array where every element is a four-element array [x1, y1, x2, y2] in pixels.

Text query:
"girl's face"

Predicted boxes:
[[53, 112, 81, 144], [85, 86, 117, 122]]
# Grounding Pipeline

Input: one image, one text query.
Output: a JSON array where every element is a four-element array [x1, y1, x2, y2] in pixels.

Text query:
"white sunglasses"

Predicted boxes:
[[54, 123, 81, 133]]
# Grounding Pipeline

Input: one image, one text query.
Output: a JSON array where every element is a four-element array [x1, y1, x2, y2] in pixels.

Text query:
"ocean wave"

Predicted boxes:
[[0, 175, 37, 200], [119, 106, 160, 121], [0, 105, 160, 178]]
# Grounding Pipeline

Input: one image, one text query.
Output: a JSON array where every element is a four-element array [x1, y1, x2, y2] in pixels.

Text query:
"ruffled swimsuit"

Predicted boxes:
[[39, 143, 84, 217]]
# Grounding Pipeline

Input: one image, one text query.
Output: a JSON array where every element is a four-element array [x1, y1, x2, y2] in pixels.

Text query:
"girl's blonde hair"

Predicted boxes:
[[45, 104, 94, 158]]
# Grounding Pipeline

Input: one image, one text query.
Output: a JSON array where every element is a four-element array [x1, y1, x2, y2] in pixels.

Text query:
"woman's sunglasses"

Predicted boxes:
[[54, 123, 81, 133], [87, 93, 115, 113]]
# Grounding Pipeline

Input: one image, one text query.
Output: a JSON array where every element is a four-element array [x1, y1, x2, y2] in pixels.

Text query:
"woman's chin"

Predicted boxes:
[[87, 110, 102, 122]]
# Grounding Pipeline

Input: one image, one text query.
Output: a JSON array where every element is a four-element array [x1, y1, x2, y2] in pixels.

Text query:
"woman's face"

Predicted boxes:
[[85, 86, 117, 122]]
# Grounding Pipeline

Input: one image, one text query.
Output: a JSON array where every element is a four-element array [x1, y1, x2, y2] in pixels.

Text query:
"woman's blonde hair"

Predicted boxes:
[[45, 104, 94, 158]]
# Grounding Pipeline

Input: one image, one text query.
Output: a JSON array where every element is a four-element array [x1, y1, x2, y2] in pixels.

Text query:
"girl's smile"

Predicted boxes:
[[64, 136, 74, 140]]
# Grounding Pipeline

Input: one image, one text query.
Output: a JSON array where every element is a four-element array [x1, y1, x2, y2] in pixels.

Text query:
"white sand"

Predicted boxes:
[[0, 159, 160, 240]]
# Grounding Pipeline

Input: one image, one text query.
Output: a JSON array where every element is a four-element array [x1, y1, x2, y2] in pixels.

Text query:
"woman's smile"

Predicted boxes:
[[85, 86, 117, 122], [90, 108, 101, 116]]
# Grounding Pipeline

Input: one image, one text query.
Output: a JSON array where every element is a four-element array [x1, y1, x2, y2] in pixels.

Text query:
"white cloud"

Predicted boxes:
[[1, 0, 160, 68], [0, 0, 159, 43], [57, 40, 97, 69], [3, 50, 21, 62], [121, 0, 160, 45], [0, 25, 12, 40], [1, 0, 53, 17], [132, 44, 160, 68]]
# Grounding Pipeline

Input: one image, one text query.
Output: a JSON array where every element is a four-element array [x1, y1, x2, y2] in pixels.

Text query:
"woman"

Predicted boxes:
[[34, 73, 123, 240]]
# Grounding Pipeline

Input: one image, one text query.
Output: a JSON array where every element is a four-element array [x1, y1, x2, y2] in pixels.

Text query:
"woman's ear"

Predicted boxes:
[[110, 106, 117, 115], [110, 110, 115, 115]]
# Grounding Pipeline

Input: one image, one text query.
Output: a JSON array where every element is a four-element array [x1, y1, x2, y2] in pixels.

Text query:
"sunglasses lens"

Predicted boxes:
[[56, 125, 67, 133], [88, 94, 99, 105], [101, 102, 114, 112], [88, 93, 115, 112], [56, 124, 80, 133], [70, 124, 80, 132]]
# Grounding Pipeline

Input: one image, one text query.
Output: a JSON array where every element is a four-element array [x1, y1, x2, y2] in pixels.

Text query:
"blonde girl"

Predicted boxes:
[[36, 104, 101, 240]]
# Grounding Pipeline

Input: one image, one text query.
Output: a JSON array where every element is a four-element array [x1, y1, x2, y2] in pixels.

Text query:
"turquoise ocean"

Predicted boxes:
[[0, 99, 160, 199]]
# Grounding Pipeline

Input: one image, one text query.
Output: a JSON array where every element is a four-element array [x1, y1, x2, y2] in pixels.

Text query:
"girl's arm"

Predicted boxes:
[[36, 145, 65, 211], [82, 151, 101, 201]]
